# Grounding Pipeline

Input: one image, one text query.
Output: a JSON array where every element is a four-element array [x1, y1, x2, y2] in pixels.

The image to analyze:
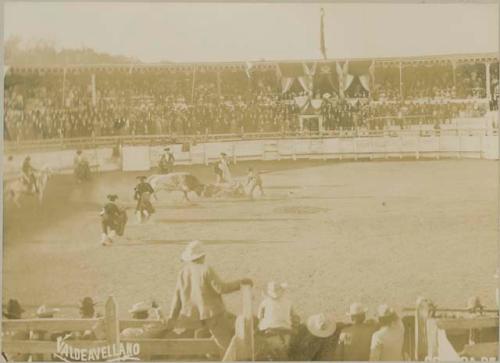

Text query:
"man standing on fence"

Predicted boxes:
[[168, 240, 253, 351]]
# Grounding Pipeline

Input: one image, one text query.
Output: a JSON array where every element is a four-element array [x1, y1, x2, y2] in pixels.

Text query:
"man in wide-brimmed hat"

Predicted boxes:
[[80, 297, 97, 319], [159, 147, 175, 174], [169, 240, 253, 351], [134, 176, 155, 222], [256, 281, 297, 360], [289, 312, 341, 361], [336, 302, 377, 361], [3, 299, 30, 361], [369, 304, 404, 361], [3, 299, 25, 320], [74, 149, 90, 182]]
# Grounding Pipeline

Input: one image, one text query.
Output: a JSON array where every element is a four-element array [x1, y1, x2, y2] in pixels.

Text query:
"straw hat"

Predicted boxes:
[[181, 240, 206, 262], [36, 305, 60, 318], [128, 301, 150, 314], [265, 281, 288, 299], [306, 313, 337, 338], [347, 302, 368, 316]]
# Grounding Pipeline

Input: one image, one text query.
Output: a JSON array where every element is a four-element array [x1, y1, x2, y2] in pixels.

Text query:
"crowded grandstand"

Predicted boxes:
[[4, 54, 499, 142]]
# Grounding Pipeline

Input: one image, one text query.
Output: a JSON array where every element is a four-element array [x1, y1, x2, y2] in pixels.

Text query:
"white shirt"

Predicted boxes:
[[258, 296, 292, 331]]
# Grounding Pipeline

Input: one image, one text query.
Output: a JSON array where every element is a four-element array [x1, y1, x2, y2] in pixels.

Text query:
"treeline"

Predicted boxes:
[[5, 36, 141, 66]]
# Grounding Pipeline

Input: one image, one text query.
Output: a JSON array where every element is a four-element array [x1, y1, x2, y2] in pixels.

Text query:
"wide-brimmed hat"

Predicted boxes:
[[347, 302, 368, 316], [266, 281, 288, 299], [128, 301, 150, 314], [181, 240, 206, 262], [3, 299, 25, 319], [36, 305, 60, 318], [136, 176, 147, 180], [107, 194, 118, 201], [377, 304, 395, 319], [306, 313, 337, 338], [220, 152, 227, 157], [76, 149, 83, 154], [164, 148, 170, 152]]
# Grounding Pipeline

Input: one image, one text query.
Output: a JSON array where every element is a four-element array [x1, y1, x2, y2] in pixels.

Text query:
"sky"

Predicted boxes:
[[4, 2, 499, 63]]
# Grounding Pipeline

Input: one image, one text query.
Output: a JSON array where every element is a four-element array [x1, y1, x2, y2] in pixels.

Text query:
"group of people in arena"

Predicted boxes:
[[3, 240, 494, 361], [4, 61, 498, 141], [98, 150, 264, 245]]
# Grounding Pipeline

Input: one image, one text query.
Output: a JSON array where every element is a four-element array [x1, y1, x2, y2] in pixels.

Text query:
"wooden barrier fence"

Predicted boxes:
[[409, 298, 499, 361], [2, 292, 255, 361]]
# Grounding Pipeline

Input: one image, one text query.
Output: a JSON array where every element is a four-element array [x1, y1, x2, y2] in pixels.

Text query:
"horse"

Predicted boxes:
[[74, 160, 91, 183], [4, 166, 53, 208]]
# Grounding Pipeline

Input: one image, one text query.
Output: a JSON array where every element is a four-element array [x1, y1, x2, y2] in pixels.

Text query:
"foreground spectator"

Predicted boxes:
[[256, 281, 297, 360], [168, 240, 253, 351], [369, 304, 404, 361], [336, 302, 377, 361], [2, 299, 30, 362], [289, 313, 340, 361], [79, 296, 98, 319]]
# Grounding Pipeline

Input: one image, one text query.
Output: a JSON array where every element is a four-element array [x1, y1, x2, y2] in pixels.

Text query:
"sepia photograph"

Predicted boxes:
[[1, 1, 499, 362]]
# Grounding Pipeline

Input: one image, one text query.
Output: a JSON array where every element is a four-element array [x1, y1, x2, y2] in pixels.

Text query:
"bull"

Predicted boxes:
[[147, 172, 207, 202]]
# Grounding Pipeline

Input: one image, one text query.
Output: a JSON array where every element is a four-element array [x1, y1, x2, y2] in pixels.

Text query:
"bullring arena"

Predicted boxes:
[[3, 34, 500, 358], [4, 134, 498, 319]]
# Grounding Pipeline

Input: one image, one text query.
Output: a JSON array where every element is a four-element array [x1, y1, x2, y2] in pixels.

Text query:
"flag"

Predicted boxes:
[[320, 8, 327, 60]]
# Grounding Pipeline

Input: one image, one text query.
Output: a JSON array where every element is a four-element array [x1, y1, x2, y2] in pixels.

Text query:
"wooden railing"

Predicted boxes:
[[408, 298, 499, 361], [2, 292, 255, 361]]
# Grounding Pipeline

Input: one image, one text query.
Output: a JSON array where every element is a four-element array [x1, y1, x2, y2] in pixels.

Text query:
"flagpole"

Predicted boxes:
[[320, 8, 327, 60], [191, 66, 196, 102]]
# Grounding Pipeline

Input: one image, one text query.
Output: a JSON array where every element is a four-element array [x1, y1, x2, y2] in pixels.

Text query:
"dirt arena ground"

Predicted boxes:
[[3, 158, 498, 321]]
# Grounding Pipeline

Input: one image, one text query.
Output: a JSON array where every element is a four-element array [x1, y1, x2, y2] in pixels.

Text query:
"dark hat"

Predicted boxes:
[[80, 297, 97, 316], [220, 152, 227, 156], [107, 194, 118, 201], [80, 297, 96, 308], [136, 176, 147, 180], [164, 148, 170, 151], [3, 299, 25, 319], [76, 149, 83, 154]]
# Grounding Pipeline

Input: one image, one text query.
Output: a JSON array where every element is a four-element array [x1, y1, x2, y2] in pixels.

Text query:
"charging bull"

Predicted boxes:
[[147, 172, 207, 202]]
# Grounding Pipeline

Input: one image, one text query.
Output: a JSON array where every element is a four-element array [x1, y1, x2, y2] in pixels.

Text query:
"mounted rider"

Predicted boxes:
[[74, 149, 91, 181], [159, 148, 175, 174], [134, 176, 155, 221], [22, 156, 38, 193]]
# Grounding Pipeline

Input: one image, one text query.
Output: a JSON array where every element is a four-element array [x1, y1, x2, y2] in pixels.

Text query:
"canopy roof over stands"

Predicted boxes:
[[7, 52, 499, 74]]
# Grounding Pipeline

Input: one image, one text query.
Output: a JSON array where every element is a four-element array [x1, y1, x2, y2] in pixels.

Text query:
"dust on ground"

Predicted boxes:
[[3, 159, 497, 320]]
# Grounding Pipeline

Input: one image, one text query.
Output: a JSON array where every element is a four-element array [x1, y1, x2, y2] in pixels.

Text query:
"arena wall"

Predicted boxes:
[[4, 132, 498, 178]]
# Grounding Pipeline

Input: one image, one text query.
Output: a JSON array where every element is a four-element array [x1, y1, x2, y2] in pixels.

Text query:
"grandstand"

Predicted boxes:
[[4, 52, 498, 145]]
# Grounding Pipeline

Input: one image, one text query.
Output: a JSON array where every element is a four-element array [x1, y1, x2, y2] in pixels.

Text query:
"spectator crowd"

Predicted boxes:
[[3, 240, 497, 362], [4, 60, 497, 141]]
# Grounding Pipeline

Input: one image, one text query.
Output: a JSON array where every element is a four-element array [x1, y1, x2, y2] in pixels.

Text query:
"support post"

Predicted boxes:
[[399, 61, 403, 100], [486, 62, 491, 100], [104, 296, 120, 358]]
